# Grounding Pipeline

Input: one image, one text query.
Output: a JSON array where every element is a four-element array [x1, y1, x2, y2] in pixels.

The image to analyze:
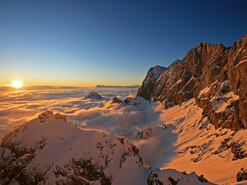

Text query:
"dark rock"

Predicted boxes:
[[168, 177, 178, 185], [84, 91, 103, 100], [198, 174, 208, 183], [147, 172, 163, 185], [124, 97, 134, 104], [237, 168, 247, 182], [111, 97, 123, 104], [231, 142, 247, 160]]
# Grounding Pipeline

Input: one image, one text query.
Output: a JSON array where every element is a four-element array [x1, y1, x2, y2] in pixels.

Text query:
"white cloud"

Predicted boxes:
[[0, 87, 145, 140]]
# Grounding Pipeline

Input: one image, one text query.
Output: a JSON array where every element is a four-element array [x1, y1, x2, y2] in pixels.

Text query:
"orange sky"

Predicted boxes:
[[1, 76, 142, 87]]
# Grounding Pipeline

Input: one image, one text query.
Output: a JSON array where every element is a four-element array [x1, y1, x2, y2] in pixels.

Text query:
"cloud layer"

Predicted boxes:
[[0, 87, 161, 140]]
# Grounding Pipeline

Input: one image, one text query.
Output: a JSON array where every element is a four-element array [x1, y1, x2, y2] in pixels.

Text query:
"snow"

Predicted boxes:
[[152, 65, 166, 79], [151, 99, 247, 184], [1, 110, 213, 185], [211, 91, 239, 113], [143, 65, 166, 86], [235, 59, 247, 68], [233, 46, 246, 60], [156, 62, 175, 84], [199, 80, 240, 113], [198, 86, 211, 98], [176, 79, 182, 85], [2, 111, 149, 185], [178, 76, 195, 93], [232, 180, 247, 185]]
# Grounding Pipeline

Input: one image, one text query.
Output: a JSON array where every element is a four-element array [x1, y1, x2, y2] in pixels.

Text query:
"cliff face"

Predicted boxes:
[[137, 35, 247, 131], [137, 65, 167, 101]]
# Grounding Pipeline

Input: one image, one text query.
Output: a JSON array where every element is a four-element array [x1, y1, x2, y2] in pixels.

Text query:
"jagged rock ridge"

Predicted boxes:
[[137, 65, 167, 101], [137, 35, 247, 131]]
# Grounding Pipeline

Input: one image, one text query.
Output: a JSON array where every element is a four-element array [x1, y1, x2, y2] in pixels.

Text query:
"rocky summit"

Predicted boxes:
[[137, 35, 247, 131]]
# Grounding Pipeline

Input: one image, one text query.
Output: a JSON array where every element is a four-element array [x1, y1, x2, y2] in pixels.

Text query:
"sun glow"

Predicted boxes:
[[11, 80, 23, 89]]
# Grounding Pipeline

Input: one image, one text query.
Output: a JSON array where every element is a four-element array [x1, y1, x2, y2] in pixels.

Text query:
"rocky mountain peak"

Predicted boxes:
[[171, 59, 181, 67], [149, 65, 167, 79], [137, 34, 247, 130], [137, 65, 167, 101], [84, 91, 103, 100], [195, 41, 211, 50]]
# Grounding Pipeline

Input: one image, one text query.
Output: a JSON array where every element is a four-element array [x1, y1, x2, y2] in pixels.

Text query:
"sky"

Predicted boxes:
[[0, 0, 247, 87]]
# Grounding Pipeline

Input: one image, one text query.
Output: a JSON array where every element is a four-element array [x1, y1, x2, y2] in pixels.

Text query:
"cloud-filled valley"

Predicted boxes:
[[0, 87, 157, 140]]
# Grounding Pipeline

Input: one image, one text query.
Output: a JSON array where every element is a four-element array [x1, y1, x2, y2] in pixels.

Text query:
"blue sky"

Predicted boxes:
[[0, 0, 247, 86]]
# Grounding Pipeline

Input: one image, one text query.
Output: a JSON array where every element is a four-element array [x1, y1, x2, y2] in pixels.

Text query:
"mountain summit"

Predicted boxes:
[[137, 35, 247, 131]]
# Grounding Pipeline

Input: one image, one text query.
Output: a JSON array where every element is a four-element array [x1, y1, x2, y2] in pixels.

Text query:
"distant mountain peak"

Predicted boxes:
[[84, 91, 103, 99]]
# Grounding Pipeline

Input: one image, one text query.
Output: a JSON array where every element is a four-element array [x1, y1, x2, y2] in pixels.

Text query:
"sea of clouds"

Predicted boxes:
[[0, 87, 163, 141]]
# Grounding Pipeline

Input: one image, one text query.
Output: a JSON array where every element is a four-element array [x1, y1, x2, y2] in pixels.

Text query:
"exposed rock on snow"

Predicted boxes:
[[0, 111, 214, 185], [124, 96, 147, 106], [137, 34, 247, 130], [84, 91, 103, 100], [109, 96, 148, 106], [145, 98, 247, 184], [196, 80, 242, 130], [147, 169, 211, 185], [237, 168, 247, 182], [124, 97, 134, 104], [111, 97, 123, 104]]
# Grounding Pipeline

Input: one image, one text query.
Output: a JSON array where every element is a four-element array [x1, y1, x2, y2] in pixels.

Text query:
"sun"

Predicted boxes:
[[11, 80, 23, 89]]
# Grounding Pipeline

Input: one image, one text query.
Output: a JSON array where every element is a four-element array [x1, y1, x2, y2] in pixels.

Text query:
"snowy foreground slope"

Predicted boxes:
[[135, 99, 247, 184], [0, 110, 212, 185], [133, 34, 247, 184]]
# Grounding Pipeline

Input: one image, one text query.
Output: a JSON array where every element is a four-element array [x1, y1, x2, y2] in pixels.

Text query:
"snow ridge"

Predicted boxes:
[[0, 110, 213, 185]]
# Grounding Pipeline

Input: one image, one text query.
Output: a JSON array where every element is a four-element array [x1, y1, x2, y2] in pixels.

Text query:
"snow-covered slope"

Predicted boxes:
[[134, 99, 247, 184], [0, 111, 214, 185], [0, 111, 147, 185]]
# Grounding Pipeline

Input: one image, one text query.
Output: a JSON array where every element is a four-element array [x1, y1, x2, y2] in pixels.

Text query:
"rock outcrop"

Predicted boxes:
[[111, 97, 123, 104], [237, 168, 247, 182], [137, 65, 167, 101], [137, 35, 247, 130], [84, 91, 103, 100], [147, 169, 212, 185]]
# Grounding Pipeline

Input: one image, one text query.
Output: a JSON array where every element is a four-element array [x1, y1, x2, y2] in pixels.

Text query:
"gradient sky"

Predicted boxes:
[[0, 0, 247, 87]]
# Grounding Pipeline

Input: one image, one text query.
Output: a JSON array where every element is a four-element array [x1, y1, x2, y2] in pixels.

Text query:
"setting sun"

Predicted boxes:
[[11, 80, 23, 89]]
